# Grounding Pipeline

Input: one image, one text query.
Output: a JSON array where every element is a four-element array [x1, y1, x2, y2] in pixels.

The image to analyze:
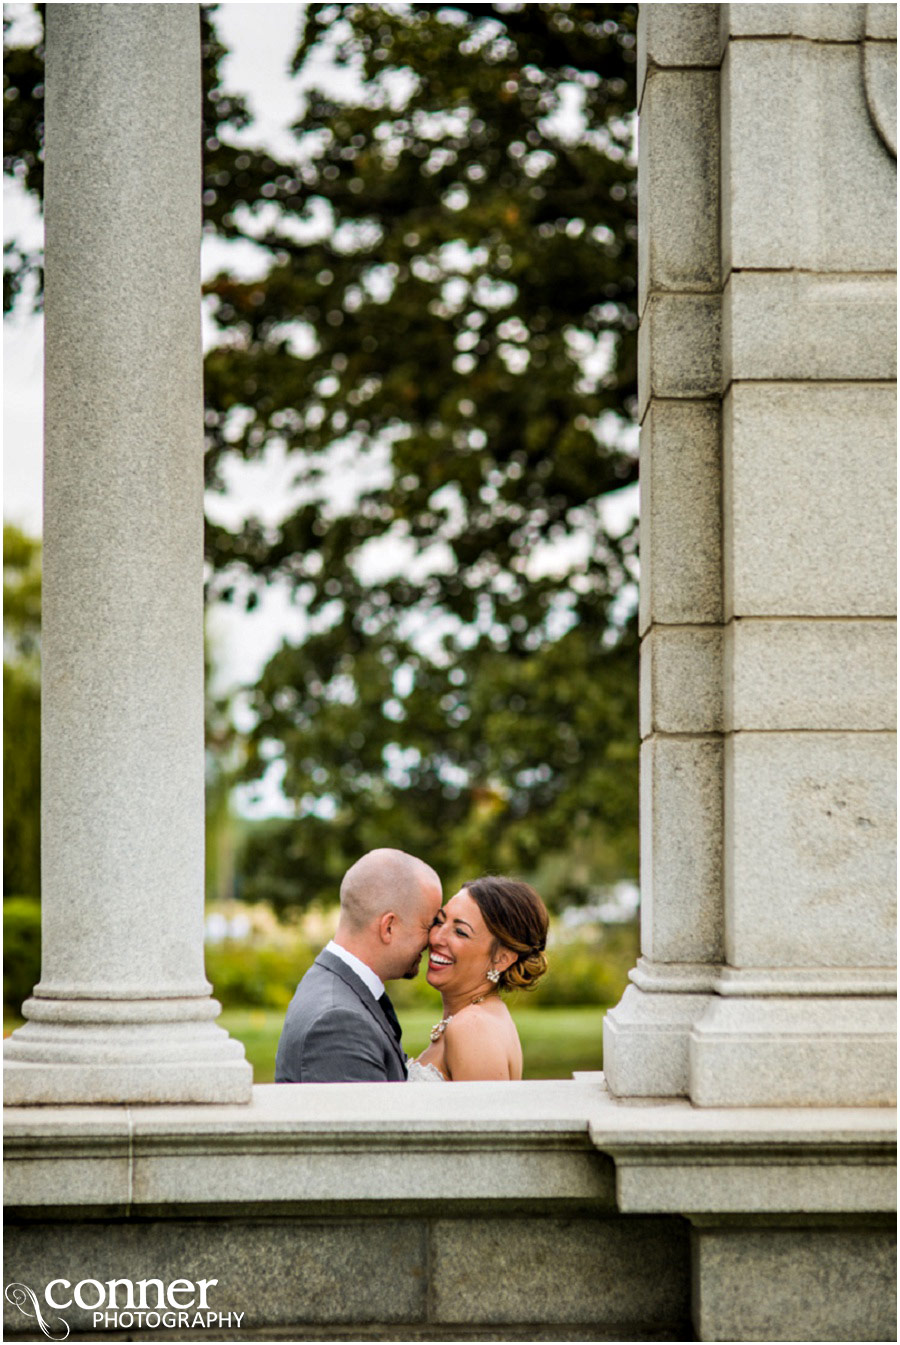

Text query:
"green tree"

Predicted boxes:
[[2, 3, 45, 311], [4, 4, 640, 914], [4, 524, 43, 1013], [205, 3, 640, 910], [3, 524, 41, 900]]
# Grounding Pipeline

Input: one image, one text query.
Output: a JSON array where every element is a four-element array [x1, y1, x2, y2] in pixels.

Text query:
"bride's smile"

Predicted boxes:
[[425, 890, 509, 1011]]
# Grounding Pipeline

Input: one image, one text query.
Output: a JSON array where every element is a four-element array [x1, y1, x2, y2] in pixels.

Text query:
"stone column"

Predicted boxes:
[[689, 1, 897, 1106], [605, 3, 897, 1105], [603, 4, 726, 1098], [3, 4, 251, 1103]]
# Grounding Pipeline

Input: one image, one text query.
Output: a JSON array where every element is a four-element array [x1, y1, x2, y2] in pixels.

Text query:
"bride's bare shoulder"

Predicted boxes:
[[443, 1001, 519, 1079], [445, 998, 512, 1039]]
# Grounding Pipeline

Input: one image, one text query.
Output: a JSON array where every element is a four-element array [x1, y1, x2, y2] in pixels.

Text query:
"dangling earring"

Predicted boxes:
[[486, 967, 500, 984]]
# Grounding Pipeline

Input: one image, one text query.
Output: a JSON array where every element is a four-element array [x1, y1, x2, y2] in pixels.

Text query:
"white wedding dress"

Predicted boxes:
[[406, 1058, 447, 1082]]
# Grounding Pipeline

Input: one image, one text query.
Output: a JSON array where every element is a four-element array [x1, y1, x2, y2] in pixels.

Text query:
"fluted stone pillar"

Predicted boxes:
[[604, 3, 896, 1106], [3, 4, 251, 1103]]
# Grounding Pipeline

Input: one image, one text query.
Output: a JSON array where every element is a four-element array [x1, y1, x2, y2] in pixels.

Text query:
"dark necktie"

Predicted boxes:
[[378, 991, 403, 1045]]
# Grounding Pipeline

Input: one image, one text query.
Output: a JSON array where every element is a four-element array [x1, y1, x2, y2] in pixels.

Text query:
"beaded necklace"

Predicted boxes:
[[429, 993, 491, 1042]]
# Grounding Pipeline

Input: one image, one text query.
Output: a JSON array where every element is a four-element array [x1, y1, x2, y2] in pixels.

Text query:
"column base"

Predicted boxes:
[[603, 975, 714, 1098], [689, 996, 897, 1107], [3, 996, 253, 1104], [604, 962, 897, 1106]]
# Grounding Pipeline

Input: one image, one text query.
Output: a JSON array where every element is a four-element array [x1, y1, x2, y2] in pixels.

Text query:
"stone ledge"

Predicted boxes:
[[3, 1077, 604, 1140], [4, 1084, 895, 1218], [616, 1161, 895, 1217], [605, 1139, 896, 1215]]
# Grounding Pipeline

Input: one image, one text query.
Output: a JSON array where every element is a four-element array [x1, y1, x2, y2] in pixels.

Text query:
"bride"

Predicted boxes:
[[408, 875, 549, 1082]]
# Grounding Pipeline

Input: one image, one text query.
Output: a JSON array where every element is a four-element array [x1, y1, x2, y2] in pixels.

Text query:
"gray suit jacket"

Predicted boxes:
[[275, 949, 408, 1083]]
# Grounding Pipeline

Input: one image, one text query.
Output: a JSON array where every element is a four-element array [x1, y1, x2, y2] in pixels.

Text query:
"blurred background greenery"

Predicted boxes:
[[4, 3, 639, 1078]]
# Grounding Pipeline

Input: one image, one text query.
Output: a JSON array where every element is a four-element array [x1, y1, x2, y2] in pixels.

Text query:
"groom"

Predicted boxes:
[[275, 848, 442, 1082]]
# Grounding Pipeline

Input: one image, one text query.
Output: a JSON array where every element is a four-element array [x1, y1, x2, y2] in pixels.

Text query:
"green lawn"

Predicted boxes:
[[220, 1003, 606, 1082]]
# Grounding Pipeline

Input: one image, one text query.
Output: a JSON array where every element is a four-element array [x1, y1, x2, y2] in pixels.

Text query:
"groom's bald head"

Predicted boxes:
[[336, 848, 442, 982], [340, 848, 440, 929]]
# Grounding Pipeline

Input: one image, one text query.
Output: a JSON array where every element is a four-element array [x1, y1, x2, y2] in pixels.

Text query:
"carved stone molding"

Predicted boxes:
[[864, 4, 897, 157]]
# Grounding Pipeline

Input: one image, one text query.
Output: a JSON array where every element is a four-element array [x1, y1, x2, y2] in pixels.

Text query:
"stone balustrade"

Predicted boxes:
[[4, 1083, 896, 1342]]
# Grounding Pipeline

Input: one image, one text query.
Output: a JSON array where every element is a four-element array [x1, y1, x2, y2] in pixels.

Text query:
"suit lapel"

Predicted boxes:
[[315, 950, 407, 1071]]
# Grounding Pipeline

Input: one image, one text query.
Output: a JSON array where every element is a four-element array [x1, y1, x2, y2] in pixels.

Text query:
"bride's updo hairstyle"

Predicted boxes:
[[464, 876, 549, 992]]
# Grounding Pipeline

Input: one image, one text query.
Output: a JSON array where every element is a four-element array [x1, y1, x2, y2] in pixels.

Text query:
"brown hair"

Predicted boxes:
[[463, 876, 549, 992]]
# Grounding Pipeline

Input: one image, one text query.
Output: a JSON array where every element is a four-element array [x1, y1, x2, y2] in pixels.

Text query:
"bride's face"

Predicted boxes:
[[426, 888, 497, 993]]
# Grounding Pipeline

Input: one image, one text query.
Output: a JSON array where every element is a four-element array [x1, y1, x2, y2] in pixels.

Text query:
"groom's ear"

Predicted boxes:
[[378, 911, 396, 944]]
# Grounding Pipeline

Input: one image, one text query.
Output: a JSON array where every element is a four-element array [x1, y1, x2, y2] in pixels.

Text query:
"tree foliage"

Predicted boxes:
[[3, 525, 41, 900], [4, 4, 640, 913], [2, 3, 45, 311], [205, 3, 640, 910]]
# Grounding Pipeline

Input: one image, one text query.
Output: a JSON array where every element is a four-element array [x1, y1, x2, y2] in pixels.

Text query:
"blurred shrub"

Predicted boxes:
[[527, 921, 639, 1008], [204, 906, 638, 1014], [205, 936, 315, 1010], [4, 895, 41, 1014]]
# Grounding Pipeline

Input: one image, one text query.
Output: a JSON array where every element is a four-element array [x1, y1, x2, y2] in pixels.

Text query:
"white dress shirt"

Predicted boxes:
[[324, 940, 385, 1001]]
